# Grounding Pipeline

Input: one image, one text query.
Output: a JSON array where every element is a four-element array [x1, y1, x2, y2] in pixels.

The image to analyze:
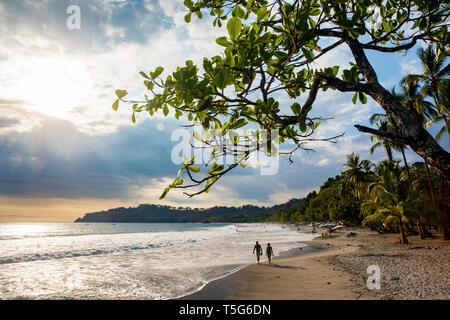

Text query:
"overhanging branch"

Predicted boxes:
[[354, 124, 409, 145]]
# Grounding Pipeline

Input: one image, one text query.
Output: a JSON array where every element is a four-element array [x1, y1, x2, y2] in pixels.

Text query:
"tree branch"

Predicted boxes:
[[354, 124, 408, 144]]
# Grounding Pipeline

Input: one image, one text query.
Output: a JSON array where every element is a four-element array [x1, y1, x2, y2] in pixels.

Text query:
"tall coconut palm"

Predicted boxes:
[[410, 45, 449, 137], [369, 119, 394, 162], [369, 114, 412, 183], [343, 153, 364, 184], [361, 159, 375, 176], [365, 161, 411, 244], [398, 76, 438, 122], [424, 79, 450, 141], [396, 76, 439, 204], [341, 153, 367, 201]]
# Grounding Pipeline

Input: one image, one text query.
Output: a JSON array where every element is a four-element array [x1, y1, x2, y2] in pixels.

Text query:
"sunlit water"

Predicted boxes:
[[0, 222, 315, 299]]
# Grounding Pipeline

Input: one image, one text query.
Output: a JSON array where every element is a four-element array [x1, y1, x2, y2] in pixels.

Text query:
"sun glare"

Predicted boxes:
[[4, 223, 49, 237], [16, 57, 92, 119]]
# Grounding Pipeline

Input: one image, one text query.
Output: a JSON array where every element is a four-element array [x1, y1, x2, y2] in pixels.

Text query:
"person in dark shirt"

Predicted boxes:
[[266, 243, 274, 264]]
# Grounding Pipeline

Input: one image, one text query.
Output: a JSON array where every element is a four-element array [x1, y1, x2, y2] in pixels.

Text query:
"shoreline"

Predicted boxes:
[[178, 226, 450, 300], [179, 241, 331, 300]]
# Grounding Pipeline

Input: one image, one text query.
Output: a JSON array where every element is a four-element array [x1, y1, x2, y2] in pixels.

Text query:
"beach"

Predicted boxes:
[[0, 222, 316, 299], [182, 226, 450, 300]]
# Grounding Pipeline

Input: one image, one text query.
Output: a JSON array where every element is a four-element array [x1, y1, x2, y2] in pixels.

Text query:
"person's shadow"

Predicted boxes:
[[261, 264, 305, 270]]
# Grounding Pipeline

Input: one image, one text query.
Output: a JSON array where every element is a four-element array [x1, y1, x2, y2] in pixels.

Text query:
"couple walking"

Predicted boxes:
[[253, 241, 274, 264]]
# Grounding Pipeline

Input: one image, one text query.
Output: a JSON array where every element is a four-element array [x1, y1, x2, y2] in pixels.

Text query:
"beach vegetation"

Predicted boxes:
[[114, 0, 450, 200]]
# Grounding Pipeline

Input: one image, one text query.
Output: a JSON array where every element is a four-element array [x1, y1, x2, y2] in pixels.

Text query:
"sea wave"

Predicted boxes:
[[0, 224, 238, 265]]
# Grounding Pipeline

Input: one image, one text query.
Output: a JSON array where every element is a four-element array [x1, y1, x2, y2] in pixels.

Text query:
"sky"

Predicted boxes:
[[0, 0, 446, 222]]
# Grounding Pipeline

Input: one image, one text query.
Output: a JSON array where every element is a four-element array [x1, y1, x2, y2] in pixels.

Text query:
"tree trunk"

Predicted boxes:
[[398, 218, 409, 244], [424, 159, 436, 205], [385, 143, 393, 162], [416, 221, 427, 239], [401, 148, 412, 184], [443, 223, 450, 240], [438, 208, 450, 240], [358, 85, 450, 180], [344, 39, 450, 180]]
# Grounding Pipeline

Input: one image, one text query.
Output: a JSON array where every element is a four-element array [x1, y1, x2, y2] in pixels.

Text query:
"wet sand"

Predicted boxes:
[[181, 226, 449, 300]]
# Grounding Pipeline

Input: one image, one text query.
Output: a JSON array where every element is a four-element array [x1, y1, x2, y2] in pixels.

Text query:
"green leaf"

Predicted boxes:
[[112, 99, 119, 111], [193, 131, 203, 142], [229, 131, 239, 144], [227, 17, 242, 41], [144, 80, 154, 90], [232, 6, 245, 19], [183, 0, 194, 10], [216, 36, 232, 47], [359, 92, 368, 104], [205, 179, 211, 193], [150, 66, 164, 79], [382, 20, 392, 32], [221, 122, 230, 135], [352, 92, 358, 104], [256, 7, 267, 22], [309, 8, 321, 16], [246, 0, 254, 11], [184, 13, 191, 23], [331, 66, 339, 77], [232, 118, 248, 129], [163, 105, 169, 116], [314, 119, 322, 129], [215, 68, 228, 89], [334, 19, 354, 30], [132, 112, 136, 123], [291, 102, 301, 115], [173, 178, 183, 186], [301, 47, 314, 61], [139, 71, 150, 79], [115, 90, 127, 99], [159, 187, 171, 200], [190, 166, 200, 172]]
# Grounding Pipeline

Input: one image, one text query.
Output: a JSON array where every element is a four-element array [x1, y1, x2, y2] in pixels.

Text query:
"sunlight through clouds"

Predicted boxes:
[[0, 0, 434, 220]]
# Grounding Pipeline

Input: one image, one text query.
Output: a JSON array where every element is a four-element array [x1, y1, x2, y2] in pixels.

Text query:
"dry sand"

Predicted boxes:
[[182, 226, 449, 300]]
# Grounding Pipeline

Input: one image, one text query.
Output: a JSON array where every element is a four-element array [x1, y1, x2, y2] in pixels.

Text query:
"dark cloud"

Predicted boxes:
[[0, 0, 174, 52], [0, 117, 19, 128], [0, 114, 331, 203], [0, 113, 428, 203], [0, 117, 180, 199]]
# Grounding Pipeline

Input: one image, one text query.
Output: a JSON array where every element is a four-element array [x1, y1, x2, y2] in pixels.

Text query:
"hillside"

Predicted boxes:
[[74, 198, 305, 223]]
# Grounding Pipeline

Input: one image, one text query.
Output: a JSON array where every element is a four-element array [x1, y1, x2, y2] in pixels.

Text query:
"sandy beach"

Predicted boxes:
[[182, 226, 449, 300]]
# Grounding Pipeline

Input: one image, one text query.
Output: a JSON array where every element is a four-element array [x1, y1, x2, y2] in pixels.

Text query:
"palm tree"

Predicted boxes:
[[396, 76, 439, 204], [369, 114, 412, 183], [410, 45, 449, 137], [424, 79, 450, 141], [369, 119, 394, 162], [398, 75, 438, 122], [341, 153, 368, 202], [361, 159, 374, 175], [343, 153, 364, 184], [365, 161, 411, 244]]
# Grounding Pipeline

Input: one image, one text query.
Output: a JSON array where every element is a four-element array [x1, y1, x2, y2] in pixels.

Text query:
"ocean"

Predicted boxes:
[[0, 222, 315, 299]]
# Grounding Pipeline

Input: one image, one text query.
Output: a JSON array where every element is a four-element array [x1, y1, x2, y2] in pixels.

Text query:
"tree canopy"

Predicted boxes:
[[114, 0, 449, 199]]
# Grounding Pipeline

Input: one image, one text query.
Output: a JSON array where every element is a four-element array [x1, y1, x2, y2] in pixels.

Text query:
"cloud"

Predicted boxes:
[[0, 0, 173, 51], [0, 116, 181, 199], [0, 0, 436, 217], [0, 117, 19, 128], [0, 0, 226, 135]]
